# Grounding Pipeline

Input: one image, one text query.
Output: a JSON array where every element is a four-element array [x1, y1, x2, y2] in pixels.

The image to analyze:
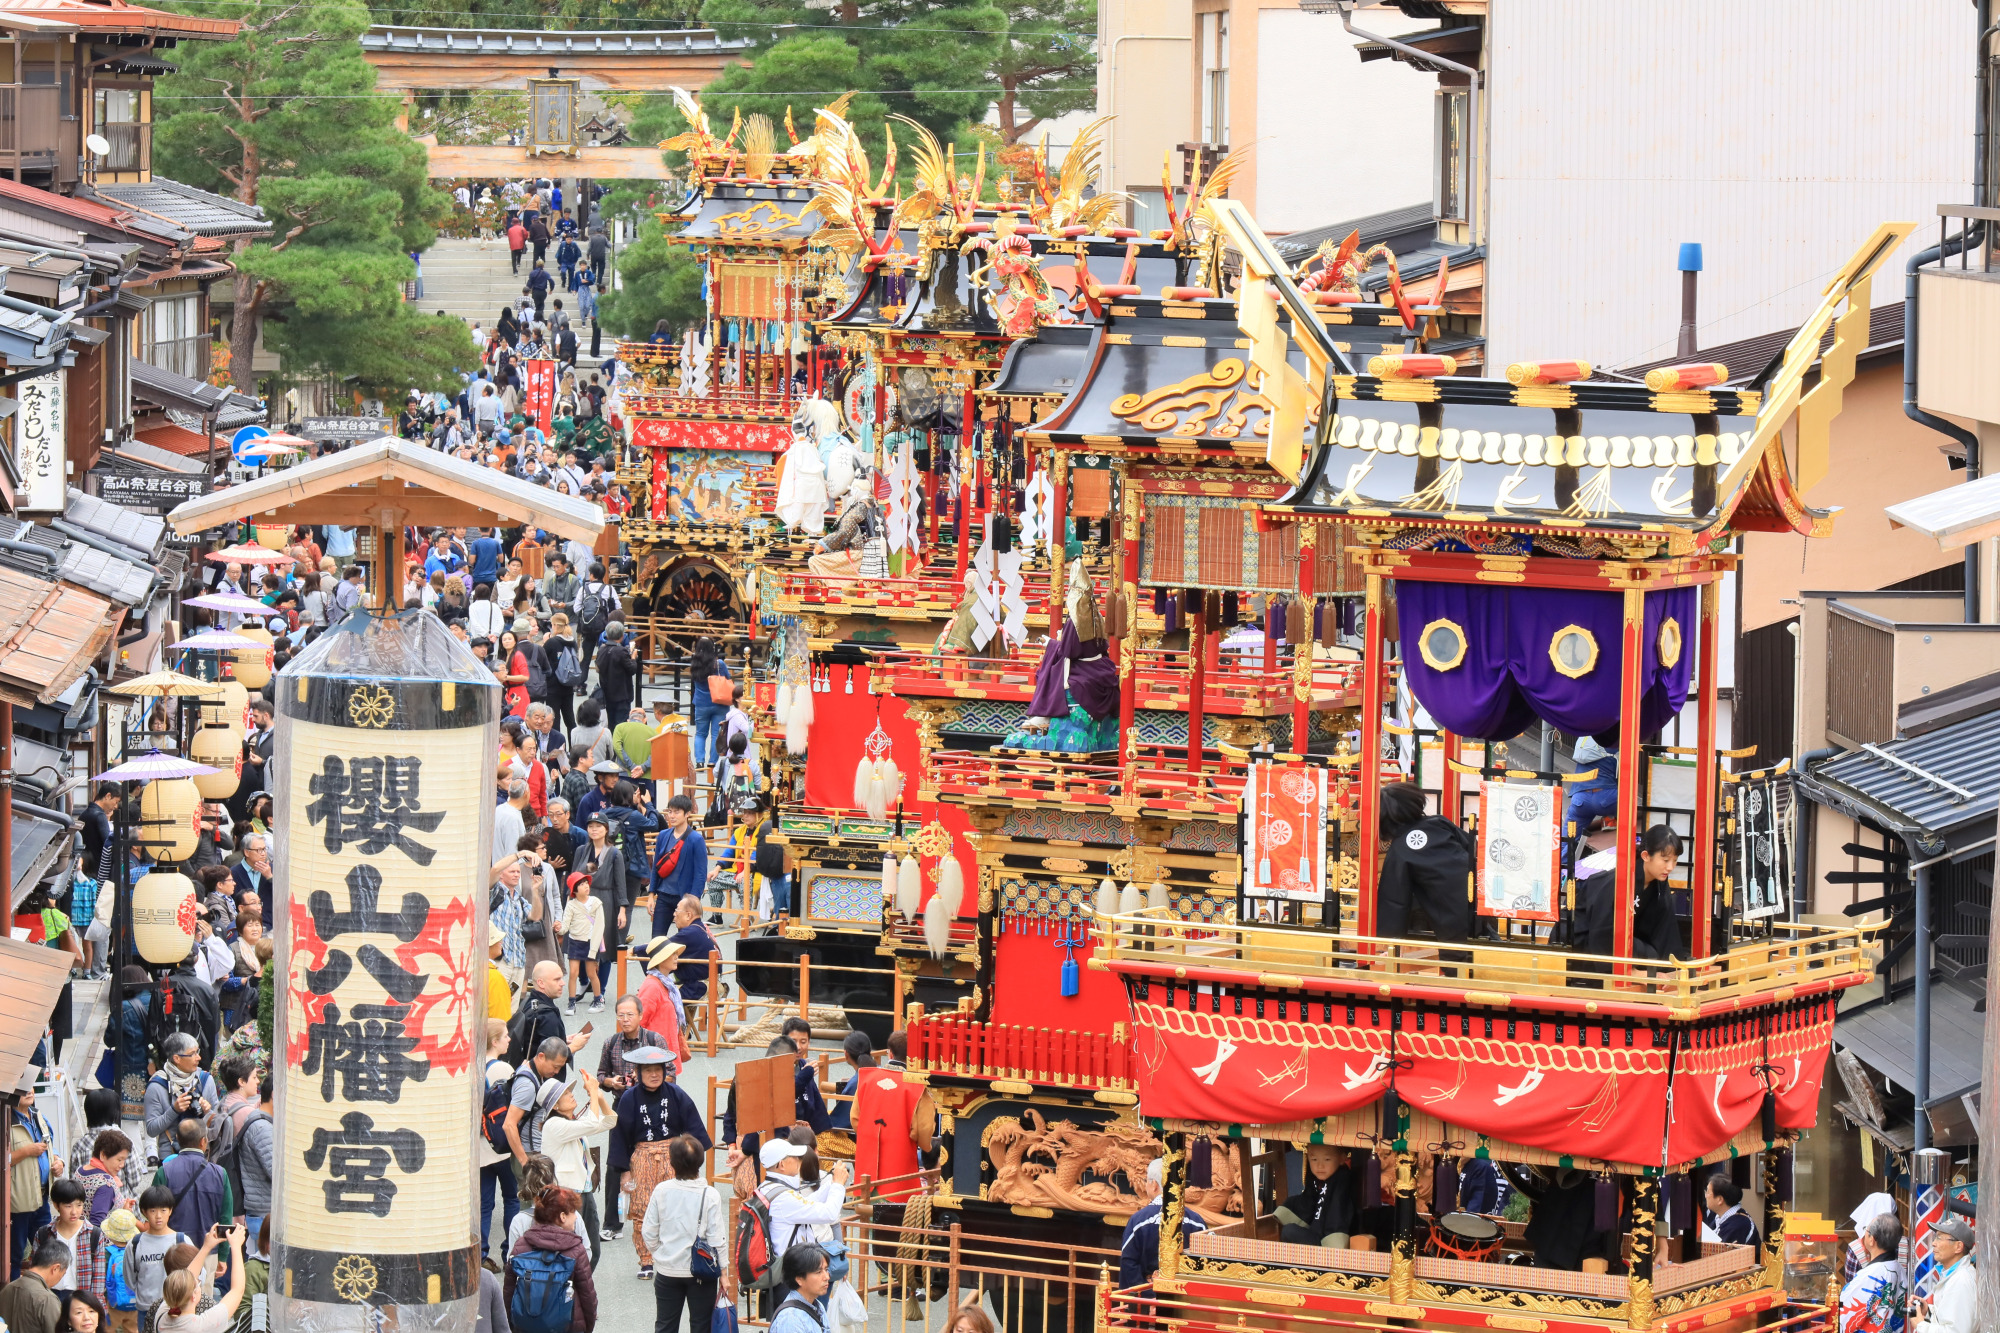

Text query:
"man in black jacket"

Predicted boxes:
[[1375, 780, 1474, 946], [593, 622, 638, 721], [510, 961, 587, 1067]]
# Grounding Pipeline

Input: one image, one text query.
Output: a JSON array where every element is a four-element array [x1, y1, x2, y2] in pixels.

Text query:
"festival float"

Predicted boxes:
[[1071, 207, 1902, 1333]]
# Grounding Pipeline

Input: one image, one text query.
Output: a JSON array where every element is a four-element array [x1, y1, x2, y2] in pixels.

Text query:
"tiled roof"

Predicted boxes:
[[0, 562, 121, 706], [61, 486, 165, 562], [135, 423, 221, 457], [1618, 305, 1905, 384], [1273, 202, 1435, 263], [0, 513, 157, 606], [0, 0, 237, 38], [360, 24, 748, 55], [89, 179, 269, 239], [131, 358, 230, 414]]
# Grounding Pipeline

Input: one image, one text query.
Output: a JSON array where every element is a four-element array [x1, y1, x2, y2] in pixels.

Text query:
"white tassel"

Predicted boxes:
[[786, 687, 813, 754], [897, 856, 923, 923], [1148, 878, 1171, 912], [922, 890, 951, 958], [1095, 877, 1119, 918], [1119, 880, 1143, 915], [775, 682, 794, 723], [879, 758, 901, 812], [853, 757, 873, 812], [864, 766, 890, 822], [937, 857, 964, 916]]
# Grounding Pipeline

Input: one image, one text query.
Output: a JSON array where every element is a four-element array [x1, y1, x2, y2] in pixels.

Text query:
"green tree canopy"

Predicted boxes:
[[156, 0, 475, 398], [697, 0, 1005, 152]]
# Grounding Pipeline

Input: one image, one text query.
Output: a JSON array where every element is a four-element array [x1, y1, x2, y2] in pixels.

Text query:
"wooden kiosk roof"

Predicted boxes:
[[166, 438, 608, 543]]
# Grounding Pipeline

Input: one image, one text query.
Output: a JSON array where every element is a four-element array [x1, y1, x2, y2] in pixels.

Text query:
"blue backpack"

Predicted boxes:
[[507, 1247, 577, 1333]]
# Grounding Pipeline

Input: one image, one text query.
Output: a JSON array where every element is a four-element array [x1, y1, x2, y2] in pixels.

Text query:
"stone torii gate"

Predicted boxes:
[[361, 26, 750, 179]]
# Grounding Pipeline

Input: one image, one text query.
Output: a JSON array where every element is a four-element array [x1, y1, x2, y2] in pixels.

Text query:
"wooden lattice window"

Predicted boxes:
[[1147, 506, 1185, 584], [1196, 506, 1244, 588]]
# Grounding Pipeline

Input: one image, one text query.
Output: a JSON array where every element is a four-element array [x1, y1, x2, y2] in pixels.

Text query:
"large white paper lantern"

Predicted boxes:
[[131, 870, 197, 965], [271, 610, 496, 1331], [138, 777, 200, 861]]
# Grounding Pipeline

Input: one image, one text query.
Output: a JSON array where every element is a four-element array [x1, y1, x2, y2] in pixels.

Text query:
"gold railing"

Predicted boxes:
[[1091, 908, 1876, 1019]]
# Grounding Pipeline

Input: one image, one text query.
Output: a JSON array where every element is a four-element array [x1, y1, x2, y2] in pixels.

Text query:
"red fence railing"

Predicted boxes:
[[907, 1012, 1138, 1092]]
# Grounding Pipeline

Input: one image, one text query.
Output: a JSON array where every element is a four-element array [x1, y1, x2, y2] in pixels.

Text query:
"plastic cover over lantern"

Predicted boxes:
[[269, 609, 496, 1333]]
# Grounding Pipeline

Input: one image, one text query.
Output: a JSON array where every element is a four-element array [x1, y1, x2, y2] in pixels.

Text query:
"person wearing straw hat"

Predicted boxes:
[[606, 1048, 706, 1280], [538, 1069, 615, 1268], [630, 935, 688, 1062]]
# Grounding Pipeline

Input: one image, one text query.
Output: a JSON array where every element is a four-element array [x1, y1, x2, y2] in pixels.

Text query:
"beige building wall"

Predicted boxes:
[[1152, 0, 1431, 234], [1097, 0, 1193, 221], [1251, 6, 1435, 233], [1739, 365, 1967, 636]]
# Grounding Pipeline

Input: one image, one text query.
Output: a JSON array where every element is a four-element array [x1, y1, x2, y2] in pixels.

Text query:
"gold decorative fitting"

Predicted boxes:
[[1657, 616, 1684, 669], [1109, 358, 1272, 440], [1417, 617, 1468, 671], [1548, 625, 1600, 679], [713, 200, 806, 238], [347, 685, 395, 729]]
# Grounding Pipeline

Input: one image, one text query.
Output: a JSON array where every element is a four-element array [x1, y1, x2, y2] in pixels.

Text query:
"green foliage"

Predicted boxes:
[[154, 0, 474, 395], [697, 0, 1005, 152], [598, 216, 706, 341], [990, 0, 1097, 144], [257, 957, 273, 1059]]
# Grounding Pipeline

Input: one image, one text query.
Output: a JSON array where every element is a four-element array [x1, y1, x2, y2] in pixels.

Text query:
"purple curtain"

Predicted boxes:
[[1396, 581, 1537, 741], [1394, 581, 1698, 742]]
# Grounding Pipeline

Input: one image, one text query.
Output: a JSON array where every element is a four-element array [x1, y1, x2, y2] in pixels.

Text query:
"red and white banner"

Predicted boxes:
[[1129, 998, 1393, 1124], [1770, 999, 1836, 1130], [525, 358, 556, 436], [1241, 762, 1329, 902], [1399, 1019, 1675, 1162], [1666, 1017, 1768, 1164], [632, 417, 791, 453]]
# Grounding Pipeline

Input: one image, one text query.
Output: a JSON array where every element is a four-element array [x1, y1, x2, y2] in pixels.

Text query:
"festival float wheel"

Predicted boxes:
[[641, 558, 742, 657]]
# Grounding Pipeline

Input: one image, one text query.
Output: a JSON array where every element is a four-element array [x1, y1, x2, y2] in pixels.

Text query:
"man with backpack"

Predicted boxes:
[[150, 1119, 233, 1261], [225, 1076, 273, 1244], [572, 564, 619, 680], [506, 964, 584, 1077], [501, 1034, 575, 1167], [143, 1034, 221, 1145], [146, 959, 219, 1071]]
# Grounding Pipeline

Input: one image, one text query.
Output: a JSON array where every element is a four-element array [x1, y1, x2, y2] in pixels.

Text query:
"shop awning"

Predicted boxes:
[[1797, 705, 2000, 859]]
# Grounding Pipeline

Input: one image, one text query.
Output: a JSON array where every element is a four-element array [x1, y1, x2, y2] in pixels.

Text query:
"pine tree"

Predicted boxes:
[[697, 0, 1006, 151], [155, 0, 475, 396], [990, 0, 1097, 145]]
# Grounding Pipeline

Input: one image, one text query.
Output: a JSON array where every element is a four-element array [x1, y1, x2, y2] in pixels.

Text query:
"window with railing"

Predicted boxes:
[[94, 87, 148, 173], [141, 293, 208, 381]]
